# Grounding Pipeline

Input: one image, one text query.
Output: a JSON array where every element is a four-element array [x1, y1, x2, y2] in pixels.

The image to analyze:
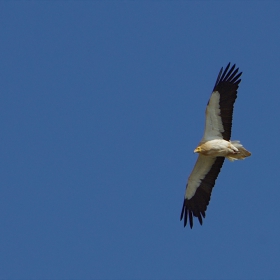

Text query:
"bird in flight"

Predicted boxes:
[[180, 63, 251, 229]]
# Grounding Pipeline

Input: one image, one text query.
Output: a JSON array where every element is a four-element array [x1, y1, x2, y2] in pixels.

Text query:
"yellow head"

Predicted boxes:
[[194, 146, 202, 153]]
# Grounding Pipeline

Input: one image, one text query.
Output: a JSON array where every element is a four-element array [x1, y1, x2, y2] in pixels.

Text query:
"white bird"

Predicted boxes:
[[180, 63, 251, 229]]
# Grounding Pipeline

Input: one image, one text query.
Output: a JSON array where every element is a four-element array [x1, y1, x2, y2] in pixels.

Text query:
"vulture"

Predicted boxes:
[[180, 63, 251, 229]]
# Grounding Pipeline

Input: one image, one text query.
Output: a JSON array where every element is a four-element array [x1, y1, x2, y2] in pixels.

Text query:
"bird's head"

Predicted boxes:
[[194, 146, 202, 153]]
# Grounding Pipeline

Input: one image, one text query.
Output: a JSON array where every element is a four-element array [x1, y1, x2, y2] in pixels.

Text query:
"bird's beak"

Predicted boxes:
[[194, 147, 200, 153]]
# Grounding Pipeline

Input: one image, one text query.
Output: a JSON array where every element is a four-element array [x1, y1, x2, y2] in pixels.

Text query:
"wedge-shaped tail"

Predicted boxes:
[[227, 140, 251, 161]]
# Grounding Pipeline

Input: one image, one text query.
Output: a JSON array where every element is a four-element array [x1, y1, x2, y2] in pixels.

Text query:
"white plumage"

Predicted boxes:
[[180, 63, 251, 228]]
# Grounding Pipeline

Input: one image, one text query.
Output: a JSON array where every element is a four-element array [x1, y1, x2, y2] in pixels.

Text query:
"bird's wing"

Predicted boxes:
[[180, 155, 225, 228], [202, 63, 242, 142]]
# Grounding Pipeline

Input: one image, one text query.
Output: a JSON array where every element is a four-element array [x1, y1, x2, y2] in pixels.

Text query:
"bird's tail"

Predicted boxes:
[[227, 140, 251, 162]]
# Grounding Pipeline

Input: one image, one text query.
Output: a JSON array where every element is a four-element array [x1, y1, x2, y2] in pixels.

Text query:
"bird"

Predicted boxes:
[[180, 63, 251, 229]]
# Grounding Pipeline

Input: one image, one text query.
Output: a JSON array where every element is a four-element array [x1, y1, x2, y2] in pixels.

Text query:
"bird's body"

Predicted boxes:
[[195, 139, 250, 160], [180, 63, 251, 228]]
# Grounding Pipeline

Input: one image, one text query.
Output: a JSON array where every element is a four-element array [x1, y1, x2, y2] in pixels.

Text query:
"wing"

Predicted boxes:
[[202, 63, 242, 142], [180, 155, 225, 228]]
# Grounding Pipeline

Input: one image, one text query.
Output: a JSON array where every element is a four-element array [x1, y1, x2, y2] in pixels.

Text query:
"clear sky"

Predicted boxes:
[[0, 1, 279, 279]]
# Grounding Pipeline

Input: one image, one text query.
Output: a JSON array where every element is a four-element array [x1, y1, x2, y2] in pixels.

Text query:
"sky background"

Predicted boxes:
[[0, 1, 279, 279]]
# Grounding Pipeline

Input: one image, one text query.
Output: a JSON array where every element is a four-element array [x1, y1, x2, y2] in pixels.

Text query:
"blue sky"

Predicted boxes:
[[0, 1, 279, 279]]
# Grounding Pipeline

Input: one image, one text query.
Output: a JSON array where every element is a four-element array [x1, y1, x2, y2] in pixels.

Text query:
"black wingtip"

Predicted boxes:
[[180, 200, 185, 221], [188, 210, 193, 229], [220, 62, 231, 81], [213, 67, 223, 90], [181, 199, 206, 229], [198, 213, 203, 225], [181, 200, 190, 228], [213, 62, 242, 91]]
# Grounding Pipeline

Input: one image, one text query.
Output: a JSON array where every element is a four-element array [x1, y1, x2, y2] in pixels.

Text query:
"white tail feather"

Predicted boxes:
[[227, 140, 251, 161]]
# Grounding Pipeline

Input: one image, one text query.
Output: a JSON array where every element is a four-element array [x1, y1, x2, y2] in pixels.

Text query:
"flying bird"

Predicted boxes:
[[180, 63, 251, 229]]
